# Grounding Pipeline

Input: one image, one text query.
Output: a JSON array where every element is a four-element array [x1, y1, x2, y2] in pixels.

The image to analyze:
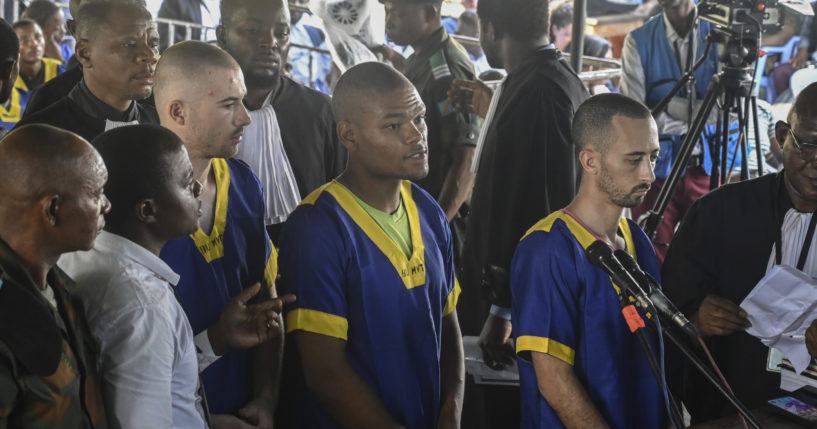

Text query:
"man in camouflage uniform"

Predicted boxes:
[[381, 0, 480, 263], [0, 124, 109, 429]]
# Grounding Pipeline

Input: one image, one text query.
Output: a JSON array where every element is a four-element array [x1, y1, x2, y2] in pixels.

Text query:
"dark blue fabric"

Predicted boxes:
[[160, 158, 273, 415], [279, 181, 457, 429], [512, 213, 666, 429]]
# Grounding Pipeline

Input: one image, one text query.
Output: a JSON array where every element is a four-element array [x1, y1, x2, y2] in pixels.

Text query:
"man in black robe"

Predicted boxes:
[[662, 82, 817, 422], [16, 1, 158, 141], [460, 0, 588, 362], [450, 0, 588, 426], [217, 0, 346, 242]]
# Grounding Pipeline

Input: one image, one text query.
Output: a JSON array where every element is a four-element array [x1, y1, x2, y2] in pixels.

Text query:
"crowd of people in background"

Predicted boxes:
[[1, 0, 817, 428]]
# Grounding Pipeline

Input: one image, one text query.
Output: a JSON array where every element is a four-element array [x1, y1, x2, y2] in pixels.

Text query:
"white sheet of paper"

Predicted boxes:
[[742, 265, 817, 374], [463, 336, 520, 386]]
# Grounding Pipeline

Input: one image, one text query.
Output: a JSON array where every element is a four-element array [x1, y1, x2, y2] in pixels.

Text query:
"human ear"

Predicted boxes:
[[774, 120, 789, 148], [579, 148, 600, 175], [43, 194, 61, 227], [75, 39, 92, 69], [136, 199, 158, 224], [168, 100, 186, 126], [337, 120, 358, 152]]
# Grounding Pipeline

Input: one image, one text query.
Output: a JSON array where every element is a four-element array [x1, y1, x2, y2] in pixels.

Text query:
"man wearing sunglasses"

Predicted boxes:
[[661, 82, 817, 423]]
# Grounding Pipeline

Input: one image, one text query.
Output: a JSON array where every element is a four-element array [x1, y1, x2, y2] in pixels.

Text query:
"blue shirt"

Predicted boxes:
[[279, 180, 460, 429], [160, 158, 277, 415], [290, 19, 331, 94], [511, 211, 666, 429]]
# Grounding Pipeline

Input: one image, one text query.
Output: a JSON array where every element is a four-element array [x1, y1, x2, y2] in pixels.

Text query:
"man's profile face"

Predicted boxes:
[[15, 23, 45, 66], [478, 17, 501, 68], [384, 2, 428, 46], [345, 86, 429, 182], [79, 9, 159, 102], [779, 114, 817, 204], [187, 67, 251, 160], [551, 23, 572, 51], [596, 115, 659, 208], [220, 0, 291, 88], [42, 9, 67, 45], [59, 149, 111, 251], [153, 146, 203, 238]]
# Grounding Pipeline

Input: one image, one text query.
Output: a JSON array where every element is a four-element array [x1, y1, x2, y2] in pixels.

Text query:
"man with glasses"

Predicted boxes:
[[661, 82, 817, 422]]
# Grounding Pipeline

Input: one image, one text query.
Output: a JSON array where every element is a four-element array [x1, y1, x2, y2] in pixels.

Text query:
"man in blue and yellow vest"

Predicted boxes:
[[0, 20, 64, 130], [621, 0, 745, 263]]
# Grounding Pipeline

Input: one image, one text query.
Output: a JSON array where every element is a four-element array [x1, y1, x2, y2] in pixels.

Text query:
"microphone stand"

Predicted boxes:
[[586, 241, 763, 428], [661, 329, 764, 429], [612, 288, 686, 429]]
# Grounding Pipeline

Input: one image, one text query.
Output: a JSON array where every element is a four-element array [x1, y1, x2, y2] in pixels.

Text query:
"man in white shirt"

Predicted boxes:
[[61, 124, 290, 428]]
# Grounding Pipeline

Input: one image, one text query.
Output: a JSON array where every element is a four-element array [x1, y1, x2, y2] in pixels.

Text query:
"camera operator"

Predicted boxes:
[[620, 0, 744, 263]]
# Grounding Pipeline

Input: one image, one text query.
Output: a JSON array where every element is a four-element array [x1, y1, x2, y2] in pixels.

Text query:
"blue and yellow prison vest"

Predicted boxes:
[[160, 158, 277, 415], [511, 211, 666, 429], [279, 180, 460, 429], [0, 58, 65, 130], [631, 15, 745, 179]]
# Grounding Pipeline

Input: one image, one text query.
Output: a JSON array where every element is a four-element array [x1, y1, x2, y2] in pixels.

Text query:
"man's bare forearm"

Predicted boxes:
[[531, 352, 609, 429], [296, 331, 405, 429], [438, 311, 465, 428], [438, 145, 475, 221]]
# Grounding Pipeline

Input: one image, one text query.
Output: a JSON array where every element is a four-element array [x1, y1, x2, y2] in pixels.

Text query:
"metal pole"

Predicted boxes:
[[570, 0, 586, 72]]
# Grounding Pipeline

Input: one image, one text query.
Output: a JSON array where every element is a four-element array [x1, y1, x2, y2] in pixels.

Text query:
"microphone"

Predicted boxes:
[[585, 240, 653, 315], [614, 249, 701, 340]]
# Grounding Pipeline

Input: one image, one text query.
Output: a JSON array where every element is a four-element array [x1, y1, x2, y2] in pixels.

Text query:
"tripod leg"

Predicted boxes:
[[720, 98, 730, 186], [739, 100, 750, 182], [751, 96, 764, 177], [643, 78, 723, 239]]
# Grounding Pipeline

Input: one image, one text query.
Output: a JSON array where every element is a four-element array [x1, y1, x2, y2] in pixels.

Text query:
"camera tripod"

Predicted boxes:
[[641, 32, 765, 239]]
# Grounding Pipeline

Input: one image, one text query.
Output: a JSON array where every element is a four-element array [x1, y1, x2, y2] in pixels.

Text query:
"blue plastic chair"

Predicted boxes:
[[755, 36, 801, 103]]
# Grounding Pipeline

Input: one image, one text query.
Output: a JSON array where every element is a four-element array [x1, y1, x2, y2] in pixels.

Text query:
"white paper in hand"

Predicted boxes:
[[741, 265, 817, 373]]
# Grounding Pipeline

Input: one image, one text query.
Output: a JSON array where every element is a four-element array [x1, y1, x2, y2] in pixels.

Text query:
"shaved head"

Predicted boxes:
[[332, 62, 416, 123], [154, 40, 242, 113], [0, 125, 101, 205], [789, 82, 817, 125], [572, 93, 654, 153], [0, 124, 109, 257]]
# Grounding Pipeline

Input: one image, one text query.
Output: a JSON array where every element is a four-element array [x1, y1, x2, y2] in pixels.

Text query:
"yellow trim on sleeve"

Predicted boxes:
[[286, 308, 348, 341], [263, 241, 278, 289], [516, 335, 576, 365], [190, 158, 229, 262], [443, 278, 461, 316], [326, 180, 427, 290]]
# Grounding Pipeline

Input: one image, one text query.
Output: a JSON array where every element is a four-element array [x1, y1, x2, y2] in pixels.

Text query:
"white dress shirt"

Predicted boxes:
[[60, 232, 209, 429]]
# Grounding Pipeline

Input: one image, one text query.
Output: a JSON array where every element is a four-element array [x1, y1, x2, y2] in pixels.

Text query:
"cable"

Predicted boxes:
[[652, 312, 685, 429], [698, 337, 749, 429]]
